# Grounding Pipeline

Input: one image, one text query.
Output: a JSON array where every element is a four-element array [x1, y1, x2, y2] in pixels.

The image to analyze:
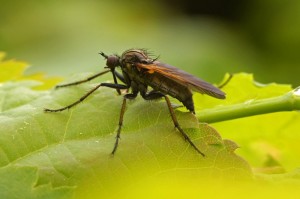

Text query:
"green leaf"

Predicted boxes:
[[0, 52, 28, 82], [0, 166, 73, 199], [1, 55, 300, 198], [0, 52, 61, 90], [0, 61, 251, 198], [0, 79, 251, 185], [201, 74, 300, 173]]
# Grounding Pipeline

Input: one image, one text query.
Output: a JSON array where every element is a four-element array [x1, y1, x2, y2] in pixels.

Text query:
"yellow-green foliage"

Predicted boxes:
[[0, 54, 299, 199]]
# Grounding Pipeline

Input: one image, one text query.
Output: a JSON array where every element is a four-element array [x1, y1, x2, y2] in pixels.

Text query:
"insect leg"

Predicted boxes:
[[55, 70, 111, 89], [111, 92, 138, 155], [141, 91, 205, 156], [111, 97, 126, 155], [44, 83, 128, 112], [163, 95, 205, 157], [111, 70, 122, 95], [218, 73, 233, 89], [114, 70, 126, 84], [142, 90, 165, 99]]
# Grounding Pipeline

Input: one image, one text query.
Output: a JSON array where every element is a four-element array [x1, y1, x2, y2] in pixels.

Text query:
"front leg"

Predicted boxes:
[[55, 70, 110, 89], [114, 70, 126, 84], [44, 83, 129, 112]]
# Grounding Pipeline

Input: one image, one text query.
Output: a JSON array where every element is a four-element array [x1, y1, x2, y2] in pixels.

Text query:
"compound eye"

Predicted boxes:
[[106, 56, 119, 69]]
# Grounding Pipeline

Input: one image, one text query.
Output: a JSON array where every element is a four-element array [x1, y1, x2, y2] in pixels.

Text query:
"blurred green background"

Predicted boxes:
[[1, 0, 300, 86]]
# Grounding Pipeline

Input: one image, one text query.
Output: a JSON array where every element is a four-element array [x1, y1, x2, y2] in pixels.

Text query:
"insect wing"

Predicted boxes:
[[136, 62, 226, 99]]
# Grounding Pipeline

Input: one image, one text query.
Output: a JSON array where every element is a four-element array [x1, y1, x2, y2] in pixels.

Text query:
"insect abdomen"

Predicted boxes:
[[145, 73, 195, 112]]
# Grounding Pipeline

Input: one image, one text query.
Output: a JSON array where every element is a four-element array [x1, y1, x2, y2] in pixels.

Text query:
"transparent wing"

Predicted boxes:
[[136, 61, 225, 99]]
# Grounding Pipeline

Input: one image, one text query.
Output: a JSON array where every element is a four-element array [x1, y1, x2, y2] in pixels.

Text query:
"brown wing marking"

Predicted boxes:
[[136, 62, 226, 99]]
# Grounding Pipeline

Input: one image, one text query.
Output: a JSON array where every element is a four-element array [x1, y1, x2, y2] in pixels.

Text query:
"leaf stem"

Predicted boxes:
[[199, 87, 300, 123]]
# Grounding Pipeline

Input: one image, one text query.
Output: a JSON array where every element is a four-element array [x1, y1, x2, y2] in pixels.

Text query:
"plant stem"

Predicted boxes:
[[198, 87, 300, 123]]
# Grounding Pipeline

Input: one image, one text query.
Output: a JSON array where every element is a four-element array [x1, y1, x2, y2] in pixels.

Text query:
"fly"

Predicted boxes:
[[44, 49, 226, 156]]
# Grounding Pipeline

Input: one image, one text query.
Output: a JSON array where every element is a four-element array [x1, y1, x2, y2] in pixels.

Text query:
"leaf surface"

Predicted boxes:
[[0, 57, 251, 198]]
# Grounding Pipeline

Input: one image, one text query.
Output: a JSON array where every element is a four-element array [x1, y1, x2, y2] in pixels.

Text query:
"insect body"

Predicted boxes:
[[45, 49, 226, 156]]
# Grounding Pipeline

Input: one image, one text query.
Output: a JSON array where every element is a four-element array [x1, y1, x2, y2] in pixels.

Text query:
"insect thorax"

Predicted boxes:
[[120, 49, 195, 113], [121, 49, 153, 64]]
